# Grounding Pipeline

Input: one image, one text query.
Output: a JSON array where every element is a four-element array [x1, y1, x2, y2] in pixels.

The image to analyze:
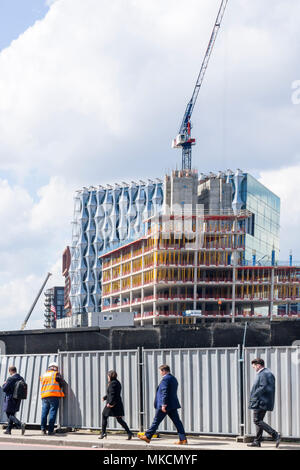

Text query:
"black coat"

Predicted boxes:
[[102, 379, 125, 417], [249, 368, 275, 411], [2, 374, 23, 414]]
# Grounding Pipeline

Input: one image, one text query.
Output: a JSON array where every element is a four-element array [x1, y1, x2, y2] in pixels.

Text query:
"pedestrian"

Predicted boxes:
[[2, 366, 26, 435], [138, 364, 187, 445], [248, 358, 281, 448], [99, 370, 133, 440], [40, 362, 65, 436]]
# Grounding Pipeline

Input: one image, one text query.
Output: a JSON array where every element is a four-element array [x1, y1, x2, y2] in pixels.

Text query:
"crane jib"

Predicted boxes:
[[172, 0, 229, 171]]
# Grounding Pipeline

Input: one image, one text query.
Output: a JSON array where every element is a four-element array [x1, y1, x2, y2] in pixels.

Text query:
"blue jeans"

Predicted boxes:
[[41, 397, 59, 433], [146, 408, 186, 441]]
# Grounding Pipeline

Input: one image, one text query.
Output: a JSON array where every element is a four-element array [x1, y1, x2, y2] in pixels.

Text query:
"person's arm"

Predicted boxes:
[[55, 373, 66, 389], [160, 378, 169, 412], [2, 377, 13, 394], [107, 382, 118, 407], [250, 372, 268, 402]]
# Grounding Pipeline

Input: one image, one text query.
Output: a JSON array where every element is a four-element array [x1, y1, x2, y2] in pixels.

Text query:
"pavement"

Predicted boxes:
[[0, 428, 299, 450]]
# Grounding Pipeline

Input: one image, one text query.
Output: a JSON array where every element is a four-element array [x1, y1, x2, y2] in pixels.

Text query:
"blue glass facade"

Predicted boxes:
[[69, 181, 164, 314], [241, 174, 280, 263]]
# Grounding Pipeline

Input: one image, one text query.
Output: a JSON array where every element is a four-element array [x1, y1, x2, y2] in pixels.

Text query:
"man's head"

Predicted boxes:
[[8, 366, 17, 376], [159, 365, 170, 377], [48, 362, 58, 371], [251, 358, 265, 372]]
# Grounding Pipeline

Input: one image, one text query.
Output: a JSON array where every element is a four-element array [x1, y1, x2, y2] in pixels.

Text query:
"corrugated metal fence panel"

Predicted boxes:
[[244, 347, 300, 438], [0, 354, 58, 425], [143, 348, 240, 435], [59, 350, 139, 430]]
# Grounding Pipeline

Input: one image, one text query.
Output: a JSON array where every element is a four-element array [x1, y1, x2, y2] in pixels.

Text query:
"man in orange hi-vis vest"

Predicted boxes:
[[40, 362, 65, 436]]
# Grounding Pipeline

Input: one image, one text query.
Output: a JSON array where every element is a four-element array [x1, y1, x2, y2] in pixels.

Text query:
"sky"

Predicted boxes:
[[0, 0, 299, 331]]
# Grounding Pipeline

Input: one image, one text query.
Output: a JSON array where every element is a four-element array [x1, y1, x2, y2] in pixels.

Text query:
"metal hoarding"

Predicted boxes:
[[142, 347, 241, 435], [58, 350, 139, 430], [0, 354, 58, 425], [244, 346, 300, 438]]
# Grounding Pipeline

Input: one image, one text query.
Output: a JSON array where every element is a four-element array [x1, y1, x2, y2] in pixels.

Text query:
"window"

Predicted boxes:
[[103, 316, 107, 321]]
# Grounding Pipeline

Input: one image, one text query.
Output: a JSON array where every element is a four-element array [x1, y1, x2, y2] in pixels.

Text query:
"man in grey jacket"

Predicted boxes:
[[248, 358, 281, 448]]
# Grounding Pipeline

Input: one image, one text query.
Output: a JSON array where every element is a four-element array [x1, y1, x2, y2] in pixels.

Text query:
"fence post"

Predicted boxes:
[[138, 347, 144, 432], [238, 344, 245, 437], [57, 349, 63, 431]]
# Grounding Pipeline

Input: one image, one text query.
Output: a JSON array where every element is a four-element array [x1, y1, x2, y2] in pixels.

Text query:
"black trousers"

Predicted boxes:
[[102, 413, 130, 434], [253, 409, 278, 442], [6, 412, 21, 431]]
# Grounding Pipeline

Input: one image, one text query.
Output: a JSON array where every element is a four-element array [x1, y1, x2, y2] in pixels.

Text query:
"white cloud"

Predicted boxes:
[[0, 275, 45, 331], [259, 163, 300, 260], [0, 0, 299, 183], [0, 177, 73, 330]]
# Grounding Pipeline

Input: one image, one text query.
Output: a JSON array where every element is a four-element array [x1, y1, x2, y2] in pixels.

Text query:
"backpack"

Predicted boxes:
[[13, 379, 28, 400]]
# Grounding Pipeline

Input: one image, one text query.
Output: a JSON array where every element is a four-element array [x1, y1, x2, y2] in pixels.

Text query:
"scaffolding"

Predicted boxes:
[[100, 214, 300, 324]]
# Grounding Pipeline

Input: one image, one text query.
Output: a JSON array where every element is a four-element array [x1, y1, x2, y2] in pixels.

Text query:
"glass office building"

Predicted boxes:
[[69, 181, 164, 314], [241, 174, 280, 264], [67, 170, 280, 317]]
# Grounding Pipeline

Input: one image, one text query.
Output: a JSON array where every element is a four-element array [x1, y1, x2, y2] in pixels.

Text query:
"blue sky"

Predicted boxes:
[[0, 0, 49, 51], [0, 0, 299, 330]]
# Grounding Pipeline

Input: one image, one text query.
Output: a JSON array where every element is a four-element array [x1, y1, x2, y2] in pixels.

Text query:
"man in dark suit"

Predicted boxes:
[[138, 365, 187, 445], [2, 366, 26, 435], [248, 358, 281, 448]]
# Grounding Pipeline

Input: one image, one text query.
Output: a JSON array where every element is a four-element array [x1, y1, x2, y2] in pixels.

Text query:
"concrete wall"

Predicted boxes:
[[0, 320, 300, 355], [198, 177, 233, 213]]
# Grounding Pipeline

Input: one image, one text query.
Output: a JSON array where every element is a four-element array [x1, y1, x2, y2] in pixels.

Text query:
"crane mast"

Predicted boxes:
[[20, 272, 52, 330], [172, 0, 229, 170]]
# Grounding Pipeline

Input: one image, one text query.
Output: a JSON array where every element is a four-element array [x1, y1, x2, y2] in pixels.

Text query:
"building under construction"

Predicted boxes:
[[101, 203, 300, 325]]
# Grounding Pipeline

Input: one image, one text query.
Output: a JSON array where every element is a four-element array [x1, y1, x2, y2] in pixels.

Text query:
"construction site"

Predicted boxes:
[[100, 201, 300, 325]]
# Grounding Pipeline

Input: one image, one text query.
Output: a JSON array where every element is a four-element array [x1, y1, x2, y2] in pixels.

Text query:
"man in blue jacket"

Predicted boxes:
[[248, 358, 281, 448], [2, 366, 26, 435], [138, 365, 187, 445]]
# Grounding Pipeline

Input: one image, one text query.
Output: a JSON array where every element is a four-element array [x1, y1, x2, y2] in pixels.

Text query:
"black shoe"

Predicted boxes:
[[247, 441, 261, 447], [275, 433, 281, 448], [41, 429, 46, 435], [127, 432, 134, 440], [21, 423, 26, 435], [4, 429, 11, 435], [98, 432, 107, 439], [48, 431, 56, 436]]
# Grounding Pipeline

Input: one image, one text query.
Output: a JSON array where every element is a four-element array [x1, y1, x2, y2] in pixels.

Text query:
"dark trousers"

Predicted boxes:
[[6, 412, 21, 431], [146, 409, 186, 441], [102, 413, 131, 434], [41, 397, 59, 433], [253, 409, 278, 442]]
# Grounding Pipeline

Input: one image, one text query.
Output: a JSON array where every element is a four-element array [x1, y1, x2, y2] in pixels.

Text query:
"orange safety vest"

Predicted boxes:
[[40, 370, 65, 399]]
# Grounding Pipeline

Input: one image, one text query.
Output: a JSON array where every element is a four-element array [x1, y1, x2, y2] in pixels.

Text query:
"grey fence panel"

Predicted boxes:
[[244, 347, 300, 438], [58, 350, 139, 430], [143, 348, 240, 435], [0, 354, 58, 425]]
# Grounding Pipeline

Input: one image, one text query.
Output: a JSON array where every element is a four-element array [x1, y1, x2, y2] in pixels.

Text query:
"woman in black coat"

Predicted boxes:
[[99, 370, 133, 440]]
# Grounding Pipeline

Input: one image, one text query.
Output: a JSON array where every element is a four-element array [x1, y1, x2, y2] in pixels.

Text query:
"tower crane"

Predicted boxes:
[[172, 0, 229, 171]]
